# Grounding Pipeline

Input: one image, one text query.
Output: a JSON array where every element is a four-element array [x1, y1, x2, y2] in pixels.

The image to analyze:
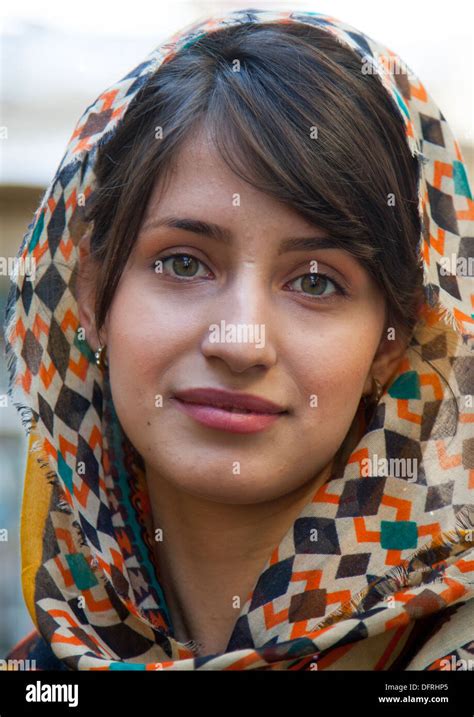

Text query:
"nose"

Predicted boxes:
[[200, 275, 277, 374]]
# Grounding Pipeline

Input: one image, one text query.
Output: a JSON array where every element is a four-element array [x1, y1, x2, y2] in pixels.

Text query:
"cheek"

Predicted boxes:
[[106, 276, 194, 367], [104, 281, 175, 414], [293, 318, 380, 434]]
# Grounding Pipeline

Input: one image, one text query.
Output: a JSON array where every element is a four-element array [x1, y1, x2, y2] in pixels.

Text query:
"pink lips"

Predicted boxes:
[[170, 387, 288, 434]]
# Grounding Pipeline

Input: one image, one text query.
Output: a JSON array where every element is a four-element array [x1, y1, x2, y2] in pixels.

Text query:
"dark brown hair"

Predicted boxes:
[[84, 21, 424, 343]]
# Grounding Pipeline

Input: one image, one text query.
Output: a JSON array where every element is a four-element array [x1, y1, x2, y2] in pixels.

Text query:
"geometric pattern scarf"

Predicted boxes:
[[3, 8, 474, 670]]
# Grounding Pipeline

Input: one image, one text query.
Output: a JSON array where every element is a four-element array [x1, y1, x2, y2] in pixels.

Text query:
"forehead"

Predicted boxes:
[[155, 129, 246, 196], [144, 129, 319, 235]]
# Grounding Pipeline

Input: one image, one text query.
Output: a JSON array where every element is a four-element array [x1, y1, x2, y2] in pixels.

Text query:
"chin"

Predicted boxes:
[[166, 470, 289, 505]]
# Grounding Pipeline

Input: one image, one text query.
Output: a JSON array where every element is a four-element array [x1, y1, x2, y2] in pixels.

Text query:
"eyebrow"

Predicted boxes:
[[140, 216, 348, 254]]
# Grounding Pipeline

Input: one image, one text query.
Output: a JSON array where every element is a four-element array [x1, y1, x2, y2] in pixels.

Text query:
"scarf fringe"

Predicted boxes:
[[314, 504, 474, 629], [3, 257, 34, 438], [28, 435, 72, 514], [29, 438, 60, 487], [435, 300, 473, 341]]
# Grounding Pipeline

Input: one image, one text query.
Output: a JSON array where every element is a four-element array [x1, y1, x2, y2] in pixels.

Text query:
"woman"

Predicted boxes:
[[4, 8, 473, 670]]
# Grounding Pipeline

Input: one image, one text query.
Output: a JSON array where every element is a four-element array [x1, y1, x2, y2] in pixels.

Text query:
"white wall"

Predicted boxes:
[[1, 0, 473, 185]]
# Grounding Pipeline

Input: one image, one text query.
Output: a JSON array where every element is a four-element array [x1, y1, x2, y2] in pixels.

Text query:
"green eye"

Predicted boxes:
[[288, 272, 344, 299], [157, 253, 210, 279], [152, 256, 346, 301]]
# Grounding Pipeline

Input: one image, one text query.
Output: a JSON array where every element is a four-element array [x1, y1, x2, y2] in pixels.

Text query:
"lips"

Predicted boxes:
[[170, 387, 288, 434], [172, 387, 287, 414]]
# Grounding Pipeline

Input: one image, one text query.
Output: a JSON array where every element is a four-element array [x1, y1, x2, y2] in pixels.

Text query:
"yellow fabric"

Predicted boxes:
[[20, 426, 52, 630]]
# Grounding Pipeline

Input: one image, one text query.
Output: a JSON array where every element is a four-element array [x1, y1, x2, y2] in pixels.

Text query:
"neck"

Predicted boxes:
[[146, 459, 334, 656]]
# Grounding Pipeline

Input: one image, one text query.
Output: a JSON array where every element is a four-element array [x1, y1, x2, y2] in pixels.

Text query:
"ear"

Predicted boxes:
[[364, 323, 410, 396], [76, 232, 106, 350]]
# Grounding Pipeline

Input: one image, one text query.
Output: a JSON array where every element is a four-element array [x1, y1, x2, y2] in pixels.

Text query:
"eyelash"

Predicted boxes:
[[152, 252, 347, 301]]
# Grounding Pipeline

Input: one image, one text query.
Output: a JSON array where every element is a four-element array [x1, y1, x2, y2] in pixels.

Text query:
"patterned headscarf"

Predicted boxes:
[[4, 8, 474, 670]]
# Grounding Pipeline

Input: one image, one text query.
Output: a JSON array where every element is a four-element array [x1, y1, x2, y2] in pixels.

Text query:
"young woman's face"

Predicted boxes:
[[96, 130, 393, 504]]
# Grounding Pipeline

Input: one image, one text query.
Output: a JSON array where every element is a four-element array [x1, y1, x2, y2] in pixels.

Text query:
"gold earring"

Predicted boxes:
[[94, 344, 108, 370], [372, 376, 383, 403], [363, 376, 383, 407]]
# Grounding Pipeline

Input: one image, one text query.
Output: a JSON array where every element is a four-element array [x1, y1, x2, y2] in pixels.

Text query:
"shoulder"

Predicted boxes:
[[5, 629, 68, 670]]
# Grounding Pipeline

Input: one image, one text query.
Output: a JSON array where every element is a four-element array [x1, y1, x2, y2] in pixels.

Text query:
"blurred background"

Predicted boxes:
[[0, 0, 473, 657]]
